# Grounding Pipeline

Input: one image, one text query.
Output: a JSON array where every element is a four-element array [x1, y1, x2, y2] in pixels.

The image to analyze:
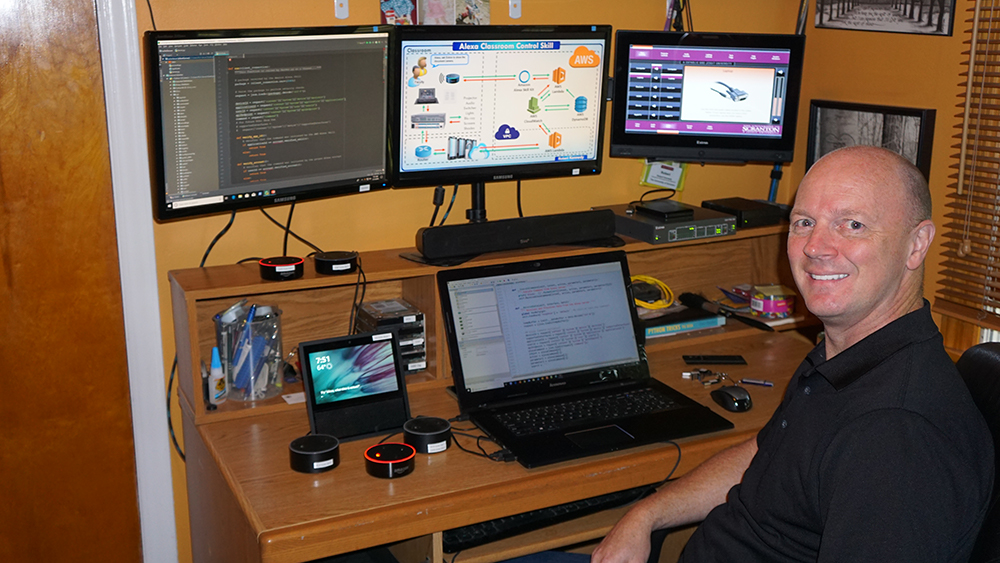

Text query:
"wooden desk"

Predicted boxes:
[[171, 227, 812, 563], [184, 331, 814, 563]]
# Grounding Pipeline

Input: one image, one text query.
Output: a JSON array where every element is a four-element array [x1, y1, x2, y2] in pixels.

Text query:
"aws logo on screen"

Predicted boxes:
[[570, 46, 600, 68]]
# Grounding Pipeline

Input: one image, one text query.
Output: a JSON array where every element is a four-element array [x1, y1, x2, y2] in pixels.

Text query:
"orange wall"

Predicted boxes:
[[138, 1, 964, 560], [793, 2, 967, 305]]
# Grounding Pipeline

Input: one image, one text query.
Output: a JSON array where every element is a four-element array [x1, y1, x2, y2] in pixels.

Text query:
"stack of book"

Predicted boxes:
[[638, 304, 725, 339]]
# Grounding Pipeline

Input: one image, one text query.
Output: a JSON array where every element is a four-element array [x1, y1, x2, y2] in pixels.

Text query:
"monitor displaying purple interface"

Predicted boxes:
[[624, 44, 792, 139]]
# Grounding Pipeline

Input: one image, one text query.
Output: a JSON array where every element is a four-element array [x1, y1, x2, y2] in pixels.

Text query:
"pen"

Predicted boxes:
[[231, 305, 257, 391], [740, 378, 773, 387]]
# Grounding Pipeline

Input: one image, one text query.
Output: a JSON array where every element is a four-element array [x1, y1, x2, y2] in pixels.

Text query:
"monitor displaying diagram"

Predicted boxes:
[[398, 34, 608, 175]]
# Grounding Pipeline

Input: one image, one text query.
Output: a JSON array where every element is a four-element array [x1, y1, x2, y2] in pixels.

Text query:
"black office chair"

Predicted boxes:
[[956, 342, 1000, 563]]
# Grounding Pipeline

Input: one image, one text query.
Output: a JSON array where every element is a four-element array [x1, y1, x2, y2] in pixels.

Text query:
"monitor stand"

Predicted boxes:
[[400, 182, 623, 266]]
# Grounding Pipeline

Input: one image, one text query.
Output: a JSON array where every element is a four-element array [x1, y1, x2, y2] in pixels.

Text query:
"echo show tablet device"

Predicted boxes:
[[300, 331, 411, 441]]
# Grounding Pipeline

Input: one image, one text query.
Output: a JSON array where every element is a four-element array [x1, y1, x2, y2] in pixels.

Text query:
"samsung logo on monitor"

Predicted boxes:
[[275, 195, 297, 203], [493, 174, 514, 180]]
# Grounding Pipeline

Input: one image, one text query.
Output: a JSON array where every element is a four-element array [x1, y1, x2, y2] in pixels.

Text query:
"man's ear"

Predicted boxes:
[[906, 220, 935, 271]]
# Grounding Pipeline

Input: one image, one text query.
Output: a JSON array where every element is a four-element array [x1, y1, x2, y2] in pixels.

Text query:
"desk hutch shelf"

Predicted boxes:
[[169, 225, 796, 425]]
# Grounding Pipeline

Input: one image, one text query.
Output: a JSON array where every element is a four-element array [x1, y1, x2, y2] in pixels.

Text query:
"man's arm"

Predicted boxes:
[[590, 435, 758, 563]]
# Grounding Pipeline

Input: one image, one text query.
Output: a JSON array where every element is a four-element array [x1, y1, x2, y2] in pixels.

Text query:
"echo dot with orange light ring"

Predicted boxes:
[[364, 442, 416, 479]]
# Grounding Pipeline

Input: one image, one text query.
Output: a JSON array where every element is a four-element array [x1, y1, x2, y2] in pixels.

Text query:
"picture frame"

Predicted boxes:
[[806, 100, 935, 179], [814, 0, 954, 36]]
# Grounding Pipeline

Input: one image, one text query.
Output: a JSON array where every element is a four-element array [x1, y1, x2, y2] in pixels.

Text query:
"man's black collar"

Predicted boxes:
[[806, 301, 939, 391]]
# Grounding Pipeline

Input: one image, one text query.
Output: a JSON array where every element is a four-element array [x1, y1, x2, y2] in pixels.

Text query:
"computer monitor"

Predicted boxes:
[[391, 24, 611, 220], [146, 26, 392, 221], [609, 31, 805, 164]]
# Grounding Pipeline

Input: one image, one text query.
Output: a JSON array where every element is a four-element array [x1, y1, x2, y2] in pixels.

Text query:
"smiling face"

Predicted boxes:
[[787, 147, 934, 354]]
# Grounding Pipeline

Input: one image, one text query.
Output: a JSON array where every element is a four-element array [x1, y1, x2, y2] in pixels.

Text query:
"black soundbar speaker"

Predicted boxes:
[[416, 209, 618, 260]]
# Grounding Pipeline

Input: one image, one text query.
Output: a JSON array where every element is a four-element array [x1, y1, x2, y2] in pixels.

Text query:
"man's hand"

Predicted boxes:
[[590, 500, 656, 563]]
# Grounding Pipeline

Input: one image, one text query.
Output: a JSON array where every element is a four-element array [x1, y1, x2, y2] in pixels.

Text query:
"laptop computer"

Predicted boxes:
[[415, 88, 438, 104], [299, 331, 411, 441], [437, 250, 734, 468]]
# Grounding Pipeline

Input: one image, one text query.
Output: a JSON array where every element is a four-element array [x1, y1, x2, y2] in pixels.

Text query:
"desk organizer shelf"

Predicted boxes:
[[169, 224, 801, 425]]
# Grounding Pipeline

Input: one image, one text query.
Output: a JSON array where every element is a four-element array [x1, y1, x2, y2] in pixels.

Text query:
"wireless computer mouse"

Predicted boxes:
[[711, 385, 753, 412]]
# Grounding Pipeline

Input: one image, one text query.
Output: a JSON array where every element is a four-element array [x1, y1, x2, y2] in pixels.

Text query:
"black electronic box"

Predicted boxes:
[[701, 197, 785, 229], [355, 299, 427, 375], [596, 203, 737, 245]]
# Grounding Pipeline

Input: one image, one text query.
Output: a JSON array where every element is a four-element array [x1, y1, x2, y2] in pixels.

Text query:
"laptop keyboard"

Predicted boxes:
[[495, 387, 678, 437]]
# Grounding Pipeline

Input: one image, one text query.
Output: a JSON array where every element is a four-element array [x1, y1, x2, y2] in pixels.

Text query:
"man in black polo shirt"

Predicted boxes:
[[592, 146, 994, 562]]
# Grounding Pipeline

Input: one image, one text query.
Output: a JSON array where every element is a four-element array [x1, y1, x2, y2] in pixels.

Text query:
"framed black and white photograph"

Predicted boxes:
[[814, 0, 954, 36], [807, 100, 935, 178]]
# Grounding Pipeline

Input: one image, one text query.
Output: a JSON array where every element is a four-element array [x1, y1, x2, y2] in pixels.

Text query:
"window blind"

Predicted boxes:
[[936, 0, 1000, 331]]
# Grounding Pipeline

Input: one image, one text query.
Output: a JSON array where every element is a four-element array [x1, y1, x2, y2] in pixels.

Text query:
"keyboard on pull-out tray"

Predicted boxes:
[[495, 387, 678, 437], [441, 484, 656, 553]]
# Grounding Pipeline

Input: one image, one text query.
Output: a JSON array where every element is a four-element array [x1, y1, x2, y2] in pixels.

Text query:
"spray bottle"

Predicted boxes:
[[209, 346, 227, 406]]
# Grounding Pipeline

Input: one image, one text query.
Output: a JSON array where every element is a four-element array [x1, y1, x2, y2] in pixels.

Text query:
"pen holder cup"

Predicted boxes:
[[226, 307, 283, 402]]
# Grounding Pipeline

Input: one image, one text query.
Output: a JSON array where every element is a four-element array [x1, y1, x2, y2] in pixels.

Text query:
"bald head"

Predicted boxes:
[[788, 145, 937, 355], [806, 146, 931, 228]]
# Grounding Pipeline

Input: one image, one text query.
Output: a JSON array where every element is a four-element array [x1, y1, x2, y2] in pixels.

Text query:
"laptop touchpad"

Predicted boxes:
[[565, 425, 635, 450]]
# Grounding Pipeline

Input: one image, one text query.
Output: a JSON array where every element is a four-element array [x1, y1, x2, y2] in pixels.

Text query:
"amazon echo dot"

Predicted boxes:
[[289, 434, 340, 473], [260, 256, 304, 281], [314, 250, 358, 276], [364, 442, 415, 479], [403, 417, 452, 454]]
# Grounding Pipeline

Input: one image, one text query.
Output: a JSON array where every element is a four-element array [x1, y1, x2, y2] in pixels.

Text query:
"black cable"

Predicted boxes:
[[671, 0, 684, 31], [168, 208, 236, 462], [477, 436, 492, 458], [628, 188, 677, 208], [768, 162, 783, 203], [650, 441, 682, 489], [200, 210, 236, 268], [439, 185, 459, 226], [640, 188, 676, 202], [670, 0, 693, 31], [451, 430, 507, 461], [166, 357, 185, 461], [378, 432, 401, 444], [516, 180, 524, 218], [450, 551, 461, 563], [450, 435, 493, 459], [259, 208, 323, 253], [237, 257, 263, 264], [282, 202, 296, 257], [430, 185, 445, 227], [348, 258, 367, 334], [146, 0, 157, 30]]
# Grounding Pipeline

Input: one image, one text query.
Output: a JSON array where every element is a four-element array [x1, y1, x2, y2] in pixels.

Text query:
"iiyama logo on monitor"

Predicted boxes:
[[696, 140, 709, 145], [493, 174, 514, 180]]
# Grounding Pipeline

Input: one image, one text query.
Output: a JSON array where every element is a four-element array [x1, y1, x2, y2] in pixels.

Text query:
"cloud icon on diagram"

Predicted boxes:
[[469, 143, 489, 160], [495, 124, 520, 140], [570, 46, 600, 68]]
